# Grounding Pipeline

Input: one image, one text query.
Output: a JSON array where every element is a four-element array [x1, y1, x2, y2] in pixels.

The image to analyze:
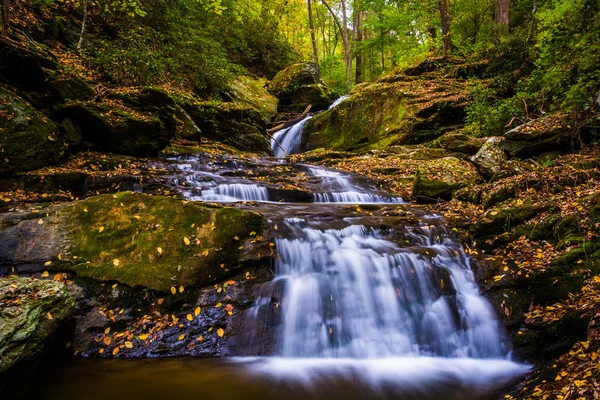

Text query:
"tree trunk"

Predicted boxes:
[[354, 10, 363, 84], [439, 0, 452, 57], [308, 0, 319, 63], [495, 0, 510, 27], [321, 0, 352, 91], [1, 0, 10, 36], [77, 0, 88, 54]]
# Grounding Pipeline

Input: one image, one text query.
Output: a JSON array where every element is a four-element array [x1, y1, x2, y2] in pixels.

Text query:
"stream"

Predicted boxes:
[[28, 98, 530, 400]]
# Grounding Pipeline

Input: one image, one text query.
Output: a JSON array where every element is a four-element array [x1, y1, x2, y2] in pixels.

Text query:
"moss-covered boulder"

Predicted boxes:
[[49, 78, 95, 103], [0, 193, 270, 292], [184, 101, 271, 154], [470, 137, 511, 179], [0, 38, 57, 92], [412, 157, 481, 202], [227, 75, 278, 120], [302, 77, 468, 152], [268, 62, 332, 113], [0, 275, 74, 373], [56, 100, 170, 157], [0, 86, 67, 177]]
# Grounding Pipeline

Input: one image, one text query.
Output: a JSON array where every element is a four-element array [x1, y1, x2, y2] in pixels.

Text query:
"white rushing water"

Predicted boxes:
[[271, 95, 349, 157], [199, 183, 269, 202], [241, 218, 530, 397], [309, 167, 403, 204]]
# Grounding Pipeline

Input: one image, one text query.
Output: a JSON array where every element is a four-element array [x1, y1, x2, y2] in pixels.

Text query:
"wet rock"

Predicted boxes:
[[438, 132, 485, 155], [0, 275, 74, 373], [184, 102, 271, 154], [470, 137, 511, 179], [0, 86, 67, 177], [0, 38, 57, 92], [0, 193, 270, 292], [268, 62, 332, 113], [412, 157, 481, 203], [226, 75, 278, 120]]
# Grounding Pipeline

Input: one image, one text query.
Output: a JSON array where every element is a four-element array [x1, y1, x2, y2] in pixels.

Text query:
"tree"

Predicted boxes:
[[439, 0, 453, 56], [321, 0, 352, 91], [495, 0, 510, 27], [308, 0, 319, 63], [1, 0, 9, 36]]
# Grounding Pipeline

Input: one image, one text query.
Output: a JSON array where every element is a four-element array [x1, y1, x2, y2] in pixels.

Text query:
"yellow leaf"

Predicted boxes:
[[105, 327, 111, 334], [215, 302, 222, 308], [133, 215, 141, 220], [202, 250, 209, 257], [217, 328, 224, 338], [178, 334, 185, 341], [187, 314, 193, 321], [112, 347, 119, 356], [138, 334, 149, 341], [156, 247, 163, 255], [234, 236, 239, 241], [197, 336, 203, 342], [99, 348, 104, 354], [125, 341, 133, 349], [41, 271, 49, 277], [194, 306, 201, 316], [83, 208, 88, 213], [46, 312, 53, 320], [44, 261, 52, 266], [38, 219, 44, 225], [183, 237, 190, 245], [179, 285, 184, 293], [113, 259, 120, 267], [170, 286, 176, 295], [99, 226, 104, 233]]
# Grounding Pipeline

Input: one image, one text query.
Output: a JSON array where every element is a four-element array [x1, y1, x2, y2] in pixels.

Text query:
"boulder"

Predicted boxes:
[[0, 192, 270, 292], [0, 86, 67, 177], [184, 102, 271, 154], [56, 100, 170, 157], [412, 157, 481, 202], [0, 38, 57, 91], [268, 62, 332, 113], [226, 75, 278, 120], [49, 78, 95, 103], [470, 137, 510, 179], [438, 132, 485, 155], [0, 275, 74, 373], [500, 115, 578, 158]]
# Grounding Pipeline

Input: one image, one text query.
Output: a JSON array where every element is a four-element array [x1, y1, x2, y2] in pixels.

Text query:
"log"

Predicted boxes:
[[267, 105, 312, 135]]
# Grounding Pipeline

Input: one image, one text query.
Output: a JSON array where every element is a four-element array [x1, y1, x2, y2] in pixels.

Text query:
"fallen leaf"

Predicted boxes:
[[157, 247, 163, 255], [113, 259, 120, 267], [183, 237, 190, 245], [187, 314, 193, 321], [194, 306, 201, 316], [112, 347, 119, 356], [217, 328, 224, 338], [46, 312, 53, 320], [178, 334, 185, 341], [170, 286, 176, 295], [99, 226, 104, 233], [125, 341, 133, 349]]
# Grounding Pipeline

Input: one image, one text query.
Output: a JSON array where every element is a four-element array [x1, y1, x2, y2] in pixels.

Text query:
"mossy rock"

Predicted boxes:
[[0, 37, 57, 92], [0, 86, 66, 177], [55, 100, 171, 157], [412, 157, 481, 203], [0, 275, 74, 373], [268, 62, 332, 113], [227, 75, 278, 120], [475, 201, 550, 236], [183, 101, 271, 154], [49, 78, 94, 103], [437, 132, 484, 155]]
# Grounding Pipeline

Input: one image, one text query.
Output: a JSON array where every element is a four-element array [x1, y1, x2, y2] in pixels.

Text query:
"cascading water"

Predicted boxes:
[[309, 167, 403, 204], [199, 183, 269, 202], [238, 216, 530, 399], [271, 95, 349, 157]]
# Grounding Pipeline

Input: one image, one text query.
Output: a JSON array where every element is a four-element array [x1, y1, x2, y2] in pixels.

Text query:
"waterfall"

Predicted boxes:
[[199, 183, 269, 202], [309, 167, 403, 204], [271, 95, 350, 157]]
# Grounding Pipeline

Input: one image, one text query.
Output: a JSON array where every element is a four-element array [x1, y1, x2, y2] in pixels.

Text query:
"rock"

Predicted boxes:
[[0, 193, 270, 292], [226, 75, 278, 120], [438, 132, 485, 155], [0, 86, 67, 177], [302, 77, 468, 152], [184, 102, 271, 154], [470, 137, 510, 179], [537, 151, 562, 165], [500, 115, 579, 158], [268, 62, 332, 113], [412, 157, 481, 203], [55, 100, 171, 157], [49, 78, 95, 103], [0, 38, 57, 92], [0, 275, 74, 373]]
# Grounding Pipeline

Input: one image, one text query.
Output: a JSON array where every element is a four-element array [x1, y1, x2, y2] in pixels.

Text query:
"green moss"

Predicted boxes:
[[61, 192, 265, 292]]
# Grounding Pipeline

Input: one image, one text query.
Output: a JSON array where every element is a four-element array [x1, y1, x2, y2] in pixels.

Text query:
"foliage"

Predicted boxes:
[[465, 83, 526, 136]]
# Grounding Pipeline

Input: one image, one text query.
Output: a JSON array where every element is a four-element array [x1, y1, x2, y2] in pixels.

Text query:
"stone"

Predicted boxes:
[[0, 86, 66, 177], [226, 75, 278, 120], [470, 137, 510, 179], [0, 193, 270, 292], [0, 275, 74, 373], [0, 38, 57, 91], [412, 157, 481, 203], [438, 132, 485, 155], [500, 115, 577, 158], [49, 78, 95, 103], [268, 62, 332, 113]]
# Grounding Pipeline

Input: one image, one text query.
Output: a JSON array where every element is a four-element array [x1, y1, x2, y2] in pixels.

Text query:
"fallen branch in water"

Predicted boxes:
[[267, 105, 312, 135]]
